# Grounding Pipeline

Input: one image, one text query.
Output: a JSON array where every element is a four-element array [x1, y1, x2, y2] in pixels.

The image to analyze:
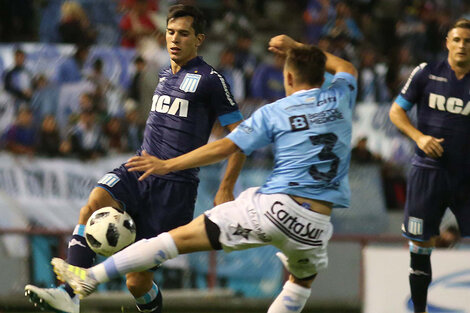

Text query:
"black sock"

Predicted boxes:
[[409, 252, 432, 312], [64, 233, 96, 297], [136, 289, 162, 313]]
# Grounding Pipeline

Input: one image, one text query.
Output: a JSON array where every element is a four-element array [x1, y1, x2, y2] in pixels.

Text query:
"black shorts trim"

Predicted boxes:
[[204, 215, 222, 250]]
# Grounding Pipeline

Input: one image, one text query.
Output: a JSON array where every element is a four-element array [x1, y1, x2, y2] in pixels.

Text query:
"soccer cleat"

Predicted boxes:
[[51, 258, 98, 299], [24, 284, 79, 313]]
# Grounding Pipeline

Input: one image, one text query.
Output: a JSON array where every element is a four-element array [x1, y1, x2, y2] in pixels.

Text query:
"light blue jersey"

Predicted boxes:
[[227, 72, 357, 208]]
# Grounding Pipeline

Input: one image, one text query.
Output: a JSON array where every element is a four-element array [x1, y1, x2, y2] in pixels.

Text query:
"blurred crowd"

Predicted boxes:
[[0, 0, 467, 171]]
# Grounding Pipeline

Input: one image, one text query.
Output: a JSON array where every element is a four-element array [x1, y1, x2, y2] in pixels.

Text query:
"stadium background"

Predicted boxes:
[[0, 0, 469, 312]]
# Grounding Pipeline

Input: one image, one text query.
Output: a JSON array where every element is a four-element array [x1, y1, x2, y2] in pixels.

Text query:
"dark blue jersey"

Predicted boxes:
[[141, 56, 243, 182], [395, 60, 470, 172]]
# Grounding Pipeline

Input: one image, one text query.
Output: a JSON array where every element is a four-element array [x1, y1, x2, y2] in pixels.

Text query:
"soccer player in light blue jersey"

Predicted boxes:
[[51, 34, 357, 313], [389, 19, 470, 313]]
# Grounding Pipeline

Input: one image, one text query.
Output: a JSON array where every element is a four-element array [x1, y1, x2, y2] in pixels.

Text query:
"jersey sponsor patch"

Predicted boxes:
[[289, 115, 309, 131], [408, 217, 423, 235], [179, 73, 201, 93], [97, 173, 120, 187]]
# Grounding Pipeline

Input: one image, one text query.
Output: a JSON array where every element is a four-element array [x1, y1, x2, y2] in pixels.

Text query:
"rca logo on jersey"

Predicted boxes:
[[429, 93, 470, 115], [151, 95, 189, 117], [179, 73, 201, 93]]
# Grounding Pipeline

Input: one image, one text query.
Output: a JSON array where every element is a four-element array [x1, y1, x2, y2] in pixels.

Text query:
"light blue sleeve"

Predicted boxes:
[[226, 106, 273, 155]]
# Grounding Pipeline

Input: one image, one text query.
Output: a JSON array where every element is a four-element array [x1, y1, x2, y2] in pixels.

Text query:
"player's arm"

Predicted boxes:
[[268, 34, 357, 77], [213, 120, 246, 205], [389, 102, 444, 158], [126, 138, 240, 181]]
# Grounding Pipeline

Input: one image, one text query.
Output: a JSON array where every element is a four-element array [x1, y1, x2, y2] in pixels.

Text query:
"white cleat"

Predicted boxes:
[[24, 284, 79, 313], [51, 258, 98, 299]]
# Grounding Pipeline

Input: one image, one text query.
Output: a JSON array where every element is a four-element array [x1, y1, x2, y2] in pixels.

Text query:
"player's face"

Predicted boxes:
[[446, 27, 470, 66], [166, 16, 204, 67]]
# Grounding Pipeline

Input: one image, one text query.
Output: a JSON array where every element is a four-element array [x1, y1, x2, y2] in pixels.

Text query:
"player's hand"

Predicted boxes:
[[213, 187, 234, 206], [416, 135, 444, 158], [125, 150, 170, 180], [268, 35, 300, 56]]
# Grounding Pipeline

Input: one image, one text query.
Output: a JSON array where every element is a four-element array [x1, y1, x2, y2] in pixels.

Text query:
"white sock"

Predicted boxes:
[[267, 281, 311, 313], [89, 232, 178, 282]]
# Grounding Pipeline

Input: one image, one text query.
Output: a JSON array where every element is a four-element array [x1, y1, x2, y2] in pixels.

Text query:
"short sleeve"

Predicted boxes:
[[226, 106, 272, 155], [399, 63, 428, 109], [207, 69, 243, 126]]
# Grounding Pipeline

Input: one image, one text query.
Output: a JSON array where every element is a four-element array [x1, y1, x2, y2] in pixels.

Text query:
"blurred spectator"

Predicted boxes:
[[395, 4, 426, 59], [58, 1, 96, 45], [123, 102, 144, 152], [4, 48, 33, 107], [386, 45, 416, 96], [217, 47, 245, 102], [2, 106, 37, 156], [86, 58, 112, 114], [128, 56, 146, 104], [250, 54, 284, 102], [127, 56, 158, 125], [302, 0, 335, 44], [357, 47, 390, 104], [212, 0, 253, 41], [119, 0, 160, 48], [61, 109, 105, 160], [351, 137, 380, 164], [31, 74, 59, 123], [36, 115, 62, 157], [56, 45, 90, 84], [322, 1, 363, 43], [233, 32, 258, 93], [102, 116, 127, 154]]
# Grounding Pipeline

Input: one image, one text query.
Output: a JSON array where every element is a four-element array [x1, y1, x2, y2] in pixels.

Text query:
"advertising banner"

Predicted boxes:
[[364, 246, 470, 313]]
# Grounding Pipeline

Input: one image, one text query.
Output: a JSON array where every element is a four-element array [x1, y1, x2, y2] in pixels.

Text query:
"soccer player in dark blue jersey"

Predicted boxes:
[[389, 19, 470, 313], [25, 5, 245, 313]]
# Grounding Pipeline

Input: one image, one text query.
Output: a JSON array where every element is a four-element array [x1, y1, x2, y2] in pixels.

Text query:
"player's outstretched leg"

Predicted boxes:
[[51, 258, 99, 299]]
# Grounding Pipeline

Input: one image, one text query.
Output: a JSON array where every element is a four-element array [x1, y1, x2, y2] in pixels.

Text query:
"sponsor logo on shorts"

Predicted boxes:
[[264, 201, 324, 246], [98, 174, 120, 187], [408, 217, 423, 235], [230, 223, 252, 239]]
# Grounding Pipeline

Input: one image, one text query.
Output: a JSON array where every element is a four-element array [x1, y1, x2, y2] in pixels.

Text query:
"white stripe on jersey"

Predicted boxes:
[[401, 63, 427, 94], [210, 69, 236, 106]]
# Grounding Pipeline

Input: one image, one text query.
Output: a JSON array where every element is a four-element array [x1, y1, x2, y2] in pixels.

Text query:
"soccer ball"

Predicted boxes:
[[85, 207, 136, 257]]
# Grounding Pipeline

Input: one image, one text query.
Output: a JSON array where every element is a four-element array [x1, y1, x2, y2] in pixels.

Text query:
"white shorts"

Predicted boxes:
[[204, 187, 333, 279]]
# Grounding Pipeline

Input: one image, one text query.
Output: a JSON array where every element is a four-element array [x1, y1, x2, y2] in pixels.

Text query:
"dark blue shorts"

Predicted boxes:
[[403, 165, 470, 241], [96, 164, 198, 241]]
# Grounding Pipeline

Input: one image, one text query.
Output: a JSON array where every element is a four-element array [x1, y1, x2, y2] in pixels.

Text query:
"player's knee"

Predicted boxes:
[[79, 204, 96, 221], [126, 272, 153, 297]]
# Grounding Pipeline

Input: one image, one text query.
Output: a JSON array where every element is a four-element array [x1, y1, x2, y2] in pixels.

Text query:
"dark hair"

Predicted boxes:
[[166, 4, 206, 35], [450, 18, 470, 32], [286, 45, 326, 86]]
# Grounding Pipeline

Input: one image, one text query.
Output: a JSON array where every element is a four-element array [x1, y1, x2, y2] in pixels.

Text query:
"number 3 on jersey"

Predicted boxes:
[[309, 133, 339, 182]]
